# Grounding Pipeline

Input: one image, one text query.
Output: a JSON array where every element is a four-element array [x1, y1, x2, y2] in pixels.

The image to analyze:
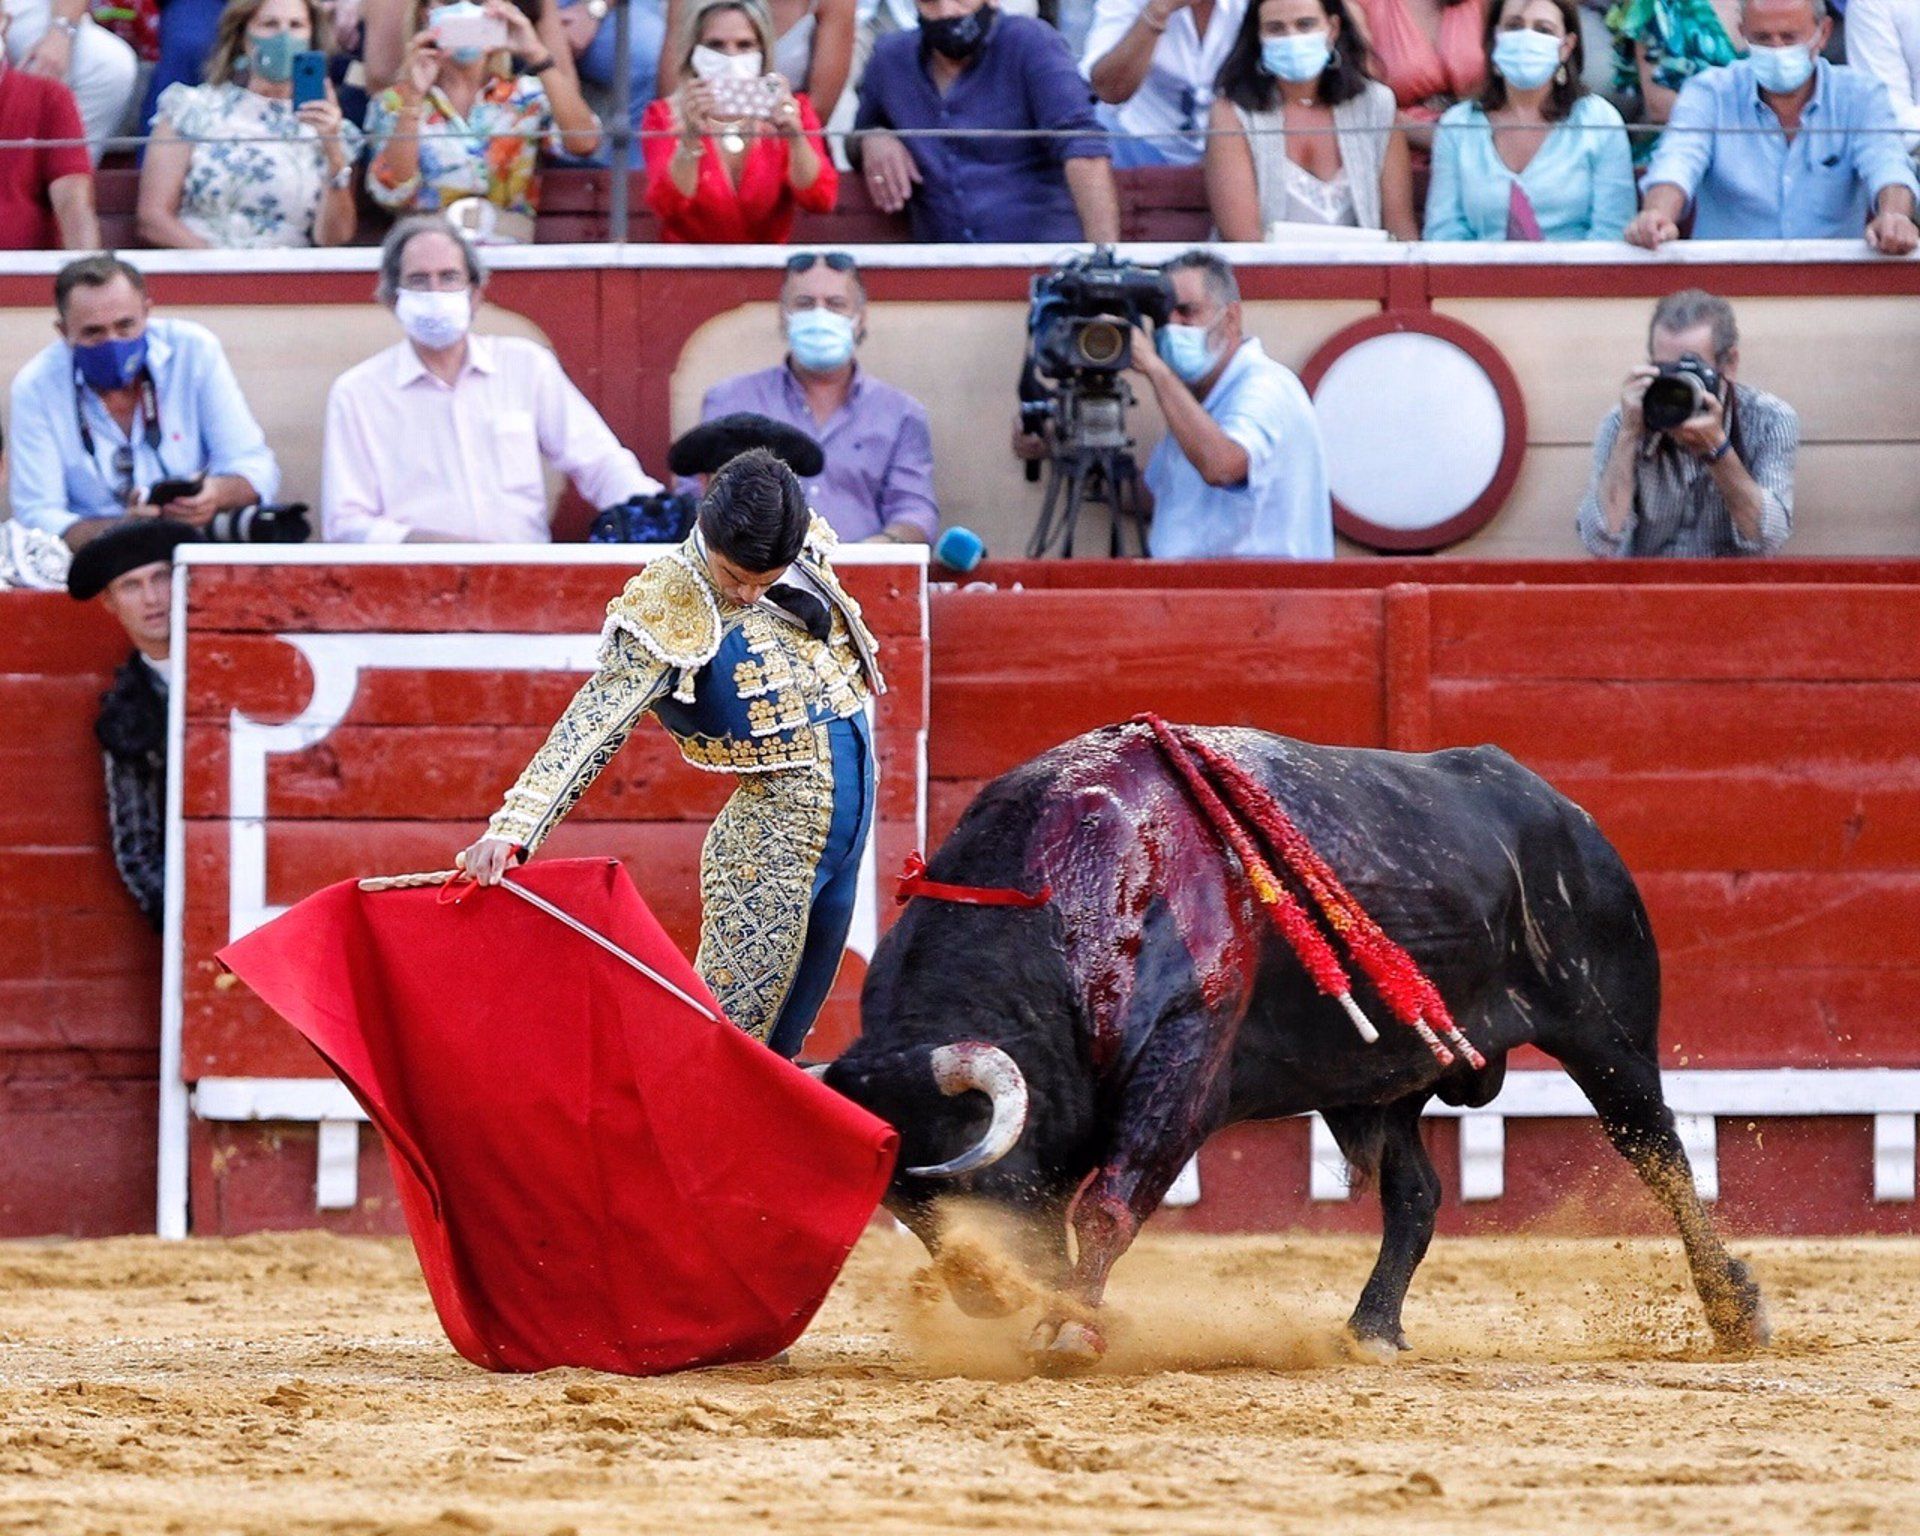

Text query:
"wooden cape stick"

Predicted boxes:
[[356, 869, 723, 1024]]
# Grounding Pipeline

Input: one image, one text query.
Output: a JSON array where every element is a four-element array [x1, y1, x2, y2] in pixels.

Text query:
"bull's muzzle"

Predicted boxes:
[[906, 1043, 1030, 1179]]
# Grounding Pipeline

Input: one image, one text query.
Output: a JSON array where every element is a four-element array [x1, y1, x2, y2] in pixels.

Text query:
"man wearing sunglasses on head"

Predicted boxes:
[[687, 250, 937, 546], [8, 253, 280, 552]]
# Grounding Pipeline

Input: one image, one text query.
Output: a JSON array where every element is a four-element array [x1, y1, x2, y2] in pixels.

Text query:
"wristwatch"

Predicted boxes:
[[330, 163, 355, 190], [50, 16, 81, 38], [1704, 435, 1733, 463]]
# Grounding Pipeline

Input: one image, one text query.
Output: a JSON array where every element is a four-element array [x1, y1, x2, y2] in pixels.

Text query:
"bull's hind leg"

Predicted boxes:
[[1552, 1046, 1770, 1350], [1326, 1099, 1439, 1354]]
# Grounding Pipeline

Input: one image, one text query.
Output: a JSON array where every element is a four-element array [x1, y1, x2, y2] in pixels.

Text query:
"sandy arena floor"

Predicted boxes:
[[0, 1225, 1915, 1536]]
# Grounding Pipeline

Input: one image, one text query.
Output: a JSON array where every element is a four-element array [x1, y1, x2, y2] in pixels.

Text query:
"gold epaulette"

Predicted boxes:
[[600, 552, 721, 673]]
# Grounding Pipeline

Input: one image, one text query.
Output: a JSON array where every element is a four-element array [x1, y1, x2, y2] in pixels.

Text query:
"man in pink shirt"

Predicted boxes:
[[321, 216, 659, 544]]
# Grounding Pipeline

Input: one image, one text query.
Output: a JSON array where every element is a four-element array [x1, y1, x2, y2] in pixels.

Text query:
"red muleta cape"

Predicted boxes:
[[218, 857, 898, 1376]]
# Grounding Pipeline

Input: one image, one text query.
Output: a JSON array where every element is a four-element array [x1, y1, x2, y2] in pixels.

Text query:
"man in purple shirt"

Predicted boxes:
[[853, 0, 1121, 243], [689, 251, 939, 545]]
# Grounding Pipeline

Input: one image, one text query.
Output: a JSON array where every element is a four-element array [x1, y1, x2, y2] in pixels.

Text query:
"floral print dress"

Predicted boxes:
[[157, 82, 364, 248], [1607, 0, 1744, 165], [365, 74, 558, 219]]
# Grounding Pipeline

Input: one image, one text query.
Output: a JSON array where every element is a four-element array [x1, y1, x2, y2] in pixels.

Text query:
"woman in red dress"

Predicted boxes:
[[642, 0, 837, 243]]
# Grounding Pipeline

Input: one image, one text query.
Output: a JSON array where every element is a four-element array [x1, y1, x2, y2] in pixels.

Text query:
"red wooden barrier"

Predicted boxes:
[[8, 558, 1920, 1237]]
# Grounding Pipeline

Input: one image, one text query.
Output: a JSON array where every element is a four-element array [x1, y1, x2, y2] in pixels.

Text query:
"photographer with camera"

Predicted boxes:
[[1129, 248, 1330, 558], [9, 254, 283, 553], [1578, 289, 1796, 558], [325, 216, 660, 544]]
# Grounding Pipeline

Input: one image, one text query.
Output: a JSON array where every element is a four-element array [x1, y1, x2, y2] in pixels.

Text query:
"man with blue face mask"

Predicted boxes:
[[8, 253, 280, 552], [1625, 0, 1920, 251], [686, 250, 937, 545], [1126, 248, 1330, 560]]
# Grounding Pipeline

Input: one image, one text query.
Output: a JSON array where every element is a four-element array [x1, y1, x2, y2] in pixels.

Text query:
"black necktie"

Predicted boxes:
[[764, 585, 832, 642]]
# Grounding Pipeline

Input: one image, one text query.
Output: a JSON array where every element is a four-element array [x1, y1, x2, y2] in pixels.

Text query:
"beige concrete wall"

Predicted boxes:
[[671, 298, 1378, 558], [13, 289, 1916, 558], [1433, 295, 1920, 558]]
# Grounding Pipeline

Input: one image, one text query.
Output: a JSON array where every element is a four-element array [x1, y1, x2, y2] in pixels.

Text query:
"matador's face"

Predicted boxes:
[[701, 544, 790, 609]]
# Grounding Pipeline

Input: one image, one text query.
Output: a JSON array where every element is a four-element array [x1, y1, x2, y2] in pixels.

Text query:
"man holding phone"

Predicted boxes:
[[8, 254, 280, 551]]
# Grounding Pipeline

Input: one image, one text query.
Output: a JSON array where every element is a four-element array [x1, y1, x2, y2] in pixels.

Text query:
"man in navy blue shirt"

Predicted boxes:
[[853, 0, 1121, 243]]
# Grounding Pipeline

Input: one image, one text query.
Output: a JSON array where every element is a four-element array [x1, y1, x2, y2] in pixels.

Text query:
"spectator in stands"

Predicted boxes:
[[137, 0, 362, 249], [641, 0, 837, 242], [1578, 289, 1795, 556], [1604, 0, 1742, 164], [660, 0, 857, 120], [1345, 0, 1488, 139], [1624, 0, 1920, 249], [323, 216, 660, 542], [362, 0, 577, 91], [1206, 0, 1418, 237], [555, 0, 665, 156], [365, 0, 602, 242], [1844, 0, 1920, 149], [1083, 0, 1247, 167], [10, 254, 281, 551], [4, 0, 139, 159], [1131, 248, 1330, 557], [65, 521, 201, 932], [0, 7, 99, 247], [690, 251, 937, 543], [1425, 0, 1634, 237], [853, 0, 1121, 241], [140, 0, 224, 132]]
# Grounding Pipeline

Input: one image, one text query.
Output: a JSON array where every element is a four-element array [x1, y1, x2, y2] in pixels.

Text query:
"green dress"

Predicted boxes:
[[1606, 0, 1744, 165]]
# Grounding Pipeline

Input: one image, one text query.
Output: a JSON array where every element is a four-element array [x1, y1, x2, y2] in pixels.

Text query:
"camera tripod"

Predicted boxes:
[[1025, 384, 1152, 559]]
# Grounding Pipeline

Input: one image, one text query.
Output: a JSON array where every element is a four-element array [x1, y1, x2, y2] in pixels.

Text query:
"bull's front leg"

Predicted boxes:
[[1032, 1016, 1232, 1371]]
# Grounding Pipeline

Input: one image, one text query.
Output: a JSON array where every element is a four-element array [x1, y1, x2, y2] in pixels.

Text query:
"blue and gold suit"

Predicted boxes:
[[487, 517, 882, 1058]]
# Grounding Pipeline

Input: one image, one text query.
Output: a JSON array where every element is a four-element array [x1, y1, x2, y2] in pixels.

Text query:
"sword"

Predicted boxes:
[[357, 868, 723, 1024]]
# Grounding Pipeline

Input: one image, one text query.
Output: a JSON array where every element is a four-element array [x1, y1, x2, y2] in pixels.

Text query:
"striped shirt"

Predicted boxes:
[[1577, 382, 1797, 558]]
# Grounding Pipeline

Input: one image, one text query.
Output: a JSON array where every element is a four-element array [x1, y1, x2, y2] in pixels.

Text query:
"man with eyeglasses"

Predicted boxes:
[[688, 251, 937, 546], [322, 215, 660, 544], [8, 253, 280, 552]]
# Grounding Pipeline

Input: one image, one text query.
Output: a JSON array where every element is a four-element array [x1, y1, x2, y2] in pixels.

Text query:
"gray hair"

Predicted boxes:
[[1164, 249, 1240, 310], [1650, 288, 1739, 362], [1740, 0, 1827, 19], [376, 215, 484, 305]]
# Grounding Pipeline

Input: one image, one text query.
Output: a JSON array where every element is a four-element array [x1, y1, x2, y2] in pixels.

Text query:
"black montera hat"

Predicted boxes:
[[668, 412, 825, 479], [66, 520, 202, 601]]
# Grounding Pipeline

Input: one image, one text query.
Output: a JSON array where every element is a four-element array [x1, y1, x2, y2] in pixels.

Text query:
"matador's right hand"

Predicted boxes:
[[456, 836, 517, 886]]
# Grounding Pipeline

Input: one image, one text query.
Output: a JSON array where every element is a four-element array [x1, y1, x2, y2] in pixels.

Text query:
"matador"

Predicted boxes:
[[458, 448, 883, 1059]]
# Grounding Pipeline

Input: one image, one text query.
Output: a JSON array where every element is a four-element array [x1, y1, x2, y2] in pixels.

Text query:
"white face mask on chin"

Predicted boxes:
[[395, 288, 473, 351], [690, 44, 764, 80]]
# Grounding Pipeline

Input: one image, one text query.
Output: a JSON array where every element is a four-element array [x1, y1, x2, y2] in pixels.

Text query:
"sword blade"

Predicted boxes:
[[499, 876, 723, 1024]]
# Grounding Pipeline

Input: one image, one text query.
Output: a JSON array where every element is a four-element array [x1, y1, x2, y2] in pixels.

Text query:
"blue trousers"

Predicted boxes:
[[765, 712, 874, 1059]]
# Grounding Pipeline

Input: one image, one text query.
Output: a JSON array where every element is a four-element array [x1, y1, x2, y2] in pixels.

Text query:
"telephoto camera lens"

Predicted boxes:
[[205, 503, 312, 543]]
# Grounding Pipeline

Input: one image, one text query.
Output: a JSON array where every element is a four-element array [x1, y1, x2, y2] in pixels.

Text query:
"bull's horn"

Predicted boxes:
[[802, 1063, 831, 1080], [906, 1043, 1030, 1179]]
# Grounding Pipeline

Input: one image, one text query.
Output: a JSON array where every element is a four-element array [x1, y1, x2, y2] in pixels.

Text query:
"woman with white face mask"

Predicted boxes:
[[1423, 0, 1634, 238], [642, 0, 836, 241], [1206, 0, 1418, 236], [365, 0, 602, 242], [138, 0, 361, 248]]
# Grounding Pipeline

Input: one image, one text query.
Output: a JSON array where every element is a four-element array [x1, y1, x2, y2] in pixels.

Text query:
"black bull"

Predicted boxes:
[[824, 722, 1769, 1365]]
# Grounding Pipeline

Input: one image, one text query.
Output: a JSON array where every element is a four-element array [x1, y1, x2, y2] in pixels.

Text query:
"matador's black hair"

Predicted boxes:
[[698, 447, 810, 574]]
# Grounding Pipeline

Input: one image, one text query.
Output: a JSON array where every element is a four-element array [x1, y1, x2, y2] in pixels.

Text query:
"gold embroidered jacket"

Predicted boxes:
[[487, 522, 883, 854]]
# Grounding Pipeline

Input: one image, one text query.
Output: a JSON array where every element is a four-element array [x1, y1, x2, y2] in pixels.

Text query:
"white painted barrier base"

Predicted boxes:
[[189, 1069, 1920, 1222]]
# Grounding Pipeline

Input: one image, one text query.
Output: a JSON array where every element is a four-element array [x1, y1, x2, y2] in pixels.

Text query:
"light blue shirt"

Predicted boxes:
[[1425, 95, 1637, 242], [1145, 338, 1332, 560], [1643, 57, 1920, 238], [8, 317, 280, 537]]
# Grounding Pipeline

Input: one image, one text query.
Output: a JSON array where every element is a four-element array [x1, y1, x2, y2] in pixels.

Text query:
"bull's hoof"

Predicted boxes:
[[1028, 1317, 1107, 1373], [1342, 1326, 1407, 1366], [1705, 1259, 1772, 1353]]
